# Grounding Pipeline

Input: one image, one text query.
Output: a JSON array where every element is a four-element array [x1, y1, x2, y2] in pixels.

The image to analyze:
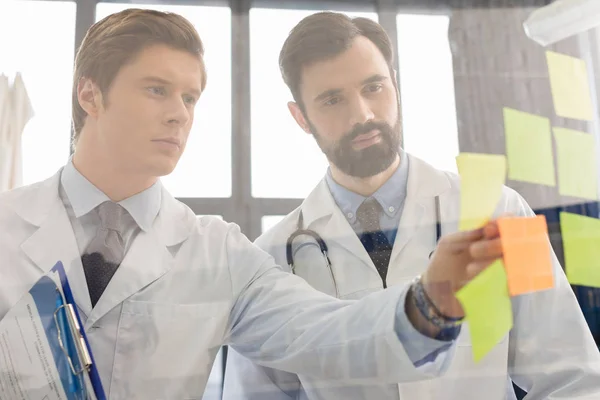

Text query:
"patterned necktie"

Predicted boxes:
[[82, 201, 126, 307], [356, 198, 392, 288]]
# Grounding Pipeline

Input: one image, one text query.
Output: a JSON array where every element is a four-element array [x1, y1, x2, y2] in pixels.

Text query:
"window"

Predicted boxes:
[[0, 0, 76, 186], [96, 3, 232, 198], [396, 14, 459, 173], [250, 8, 378, 199], [262, 215, 285, 233]]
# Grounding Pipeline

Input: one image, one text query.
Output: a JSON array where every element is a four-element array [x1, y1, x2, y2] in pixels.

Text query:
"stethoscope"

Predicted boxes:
[[286, 196, 442, 298]]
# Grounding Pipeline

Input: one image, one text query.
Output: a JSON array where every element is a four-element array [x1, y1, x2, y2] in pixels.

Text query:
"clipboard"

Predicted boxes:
[[0, 261, 106, 400]]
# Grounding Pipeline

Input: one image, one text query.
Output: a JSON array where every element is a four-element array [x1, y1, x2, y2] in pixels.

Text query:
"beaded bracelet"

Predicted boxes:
[[411, 276, 464, 330]]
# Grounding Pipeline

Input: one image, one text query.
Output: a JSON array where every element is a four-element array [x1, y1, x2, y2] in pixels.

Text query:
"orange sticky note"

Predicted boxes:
[[497, 215, 554, 295]]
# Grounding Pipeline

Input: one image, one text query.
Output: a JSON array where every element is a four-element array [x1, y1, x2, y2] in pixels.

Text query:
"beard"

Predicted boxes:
[[310, 117, 402, 179]]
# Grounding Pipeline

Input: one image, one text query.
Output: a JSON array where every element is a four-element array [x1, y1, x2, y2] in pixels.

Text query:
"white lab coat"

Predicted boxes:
[[223, 154, 600, 400], [0, 72, 34, 192], [0, 168, 456, 399]]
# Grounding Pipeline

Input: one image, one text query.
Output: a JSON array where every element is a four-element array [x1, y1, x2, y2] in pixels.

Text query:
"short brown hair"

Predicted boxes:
[[71, 8, 206, 144], [279, 12, 395, 110]]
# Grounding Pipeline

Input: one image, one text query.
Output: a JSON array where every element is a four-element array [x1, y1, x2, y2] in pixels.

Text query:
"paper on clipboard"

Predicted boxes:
[[0, 263, 101, 400]]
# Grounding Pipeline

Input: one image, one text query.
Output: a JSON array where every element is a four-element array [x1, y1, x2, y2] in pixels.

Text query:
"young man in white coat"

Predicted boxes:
[[223, 11, 600, 400], [0, 8, 510, 399]]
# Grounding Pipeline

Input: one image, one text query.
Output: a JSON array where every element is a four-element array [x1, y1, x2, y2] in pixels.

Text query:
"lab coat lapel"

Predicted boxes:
[[389, 154, 452, 267], [85, 187, 197, 328], [84, 229, 171, 328], [17, 170, 93, 318], [301, 180, 375, 273]]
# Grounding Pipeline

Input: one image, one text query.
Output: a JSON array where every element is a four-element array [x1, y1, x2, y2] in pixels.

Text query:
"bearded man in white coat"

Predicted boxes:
[[223, 11, 600, 400]]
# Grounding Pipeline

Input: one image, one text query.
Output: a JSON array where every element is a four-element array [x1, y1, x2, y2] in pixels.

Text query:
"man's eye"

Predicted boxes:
[[147, 86, 166, 96], [324, 97, 340, 106], [365, 84, 383, 93], [183, 95, 197, 105]]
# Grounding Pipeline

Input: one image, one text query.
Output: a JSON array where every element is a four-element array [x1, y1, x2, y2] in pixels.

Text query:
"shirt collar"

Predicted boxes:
[[372, 149, 409, 217], [325, 149, 410, 223], [60, 158, 162, 232]]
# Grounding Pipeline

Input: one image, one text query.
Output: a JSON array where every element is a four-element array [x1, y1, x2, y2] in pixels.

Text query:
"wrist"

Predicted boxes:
[[405, 286, 441, 339], [411, 276, 464, 330], [420, 273, 464, 318]]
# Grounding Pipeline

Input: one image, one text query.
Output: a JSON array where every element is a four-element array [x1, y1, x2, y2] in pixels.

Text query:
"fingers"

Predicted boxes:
[[440, 240, 474, 255], [483, 221, 499, 239], [440, 227, 484, 245], [435, 227, 486, 256], [470, 237, 503, 259], [483, 213, 517, 239], [465, 258, 497, 278]]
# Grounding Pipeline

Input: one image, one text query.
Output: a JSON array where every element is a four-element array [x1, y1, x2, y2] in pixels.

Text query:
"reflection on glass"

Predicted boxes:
[[397, 14, 459, 173], [250, 8, 378, 199], [96, 3, 232, 198], [0, 0, 75, 185]]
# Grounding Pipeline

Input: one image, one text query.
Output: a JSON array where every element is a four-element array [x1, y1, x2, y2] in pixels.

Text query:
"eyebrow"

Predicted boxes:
[[140, 76, 201, 98], [313, 74, 388, 103]]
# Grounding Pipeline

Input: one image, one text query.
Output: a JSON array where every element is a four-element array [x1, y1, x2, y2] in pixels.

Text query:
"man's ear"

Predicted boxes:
[[288, 101, 312, 134], [77, 78, 104, 118]]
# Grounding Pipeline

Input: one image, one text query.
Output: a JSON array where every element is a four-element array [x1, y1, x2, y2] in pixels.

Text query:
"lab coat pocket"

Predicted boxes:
[[110, 300, 228, 400]]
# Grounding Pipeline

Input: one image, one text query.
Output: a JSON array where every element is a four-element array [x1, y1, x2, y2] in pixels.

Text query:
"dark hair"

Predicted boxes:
[[72, 8, 205, 144], [279, 11, 395, 109]]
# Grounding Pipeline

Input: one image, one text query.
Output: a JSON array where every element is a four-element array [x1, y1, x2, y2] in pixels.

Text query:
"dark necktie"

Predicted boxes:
[[356, 198, 392, 288], [82, 201, 126, 307]]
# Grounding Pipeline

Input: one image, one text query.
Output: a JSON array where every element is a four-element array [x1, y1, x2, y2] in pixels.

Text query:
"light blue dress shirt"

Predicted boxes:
[[59, 158, 162, 257], [325, 149, 409, 245], [325, 151, 453, 366]]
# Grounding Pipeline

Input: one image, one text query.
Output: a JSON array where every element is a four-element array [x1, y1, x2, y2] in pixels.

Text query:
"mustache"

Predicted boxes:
[[344, 121, 393, 142]]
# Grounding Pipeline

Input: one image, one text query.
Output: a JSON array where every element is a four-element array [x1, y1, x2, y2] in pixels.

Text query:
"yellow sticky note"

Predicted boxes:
[[456, 153, 507, 231], [546, 51, 594, 121], [503, 108, 555, 186], [553, 127, 599, 201], [456, 259, 513, 363], [561, 212, 600, 288]]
